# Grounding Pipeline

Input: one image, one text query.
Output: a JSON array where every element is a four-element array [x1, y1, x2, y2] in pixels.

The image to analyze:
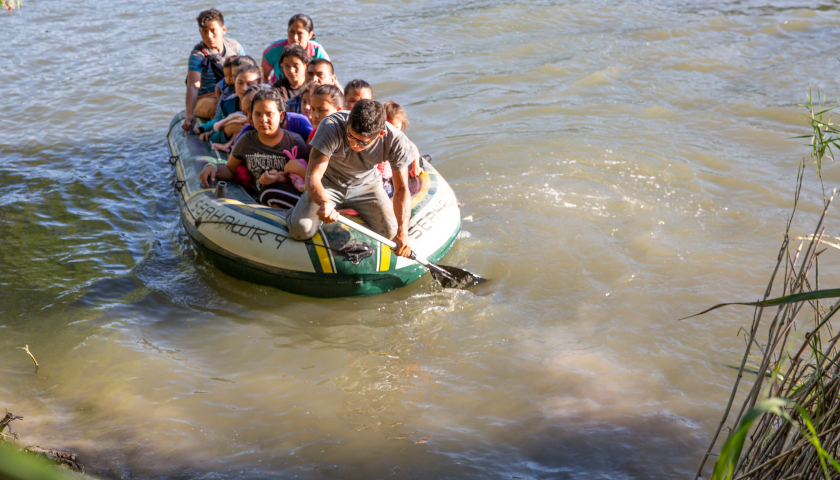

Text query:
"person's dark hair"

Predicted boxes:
[[223, 56, 239, 68], [344, 79, 372, 96], [235, 64, 261, 81], [383, 101, 409, 131], [280, 44, 310, 66], [288, 13, 316, 40], [308, 58, 333, 75], [252, 88, 287, 112], [244, 84, 270, 98], [312, 84, 344, 109], [349, 99, 386, 138], [301, 82, 316, 97], [231, 55, 258, 69], [196, 9, 224, 29]]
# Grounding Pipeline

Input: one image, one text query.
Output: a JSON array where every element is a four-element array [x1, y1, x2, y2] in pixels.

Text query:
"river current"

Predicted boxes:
[[3, 1, 840, 478]]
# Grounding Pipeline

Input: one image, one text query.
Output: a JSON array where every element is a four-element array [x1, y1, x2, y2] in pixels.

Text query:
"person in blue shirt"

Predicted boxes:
[[198, 64, 261, 146]]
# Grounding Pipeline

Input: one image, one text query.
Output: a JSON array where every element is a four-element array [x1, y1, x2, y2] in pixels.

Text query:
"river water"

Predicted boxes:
[[3, 1, 840, 478]]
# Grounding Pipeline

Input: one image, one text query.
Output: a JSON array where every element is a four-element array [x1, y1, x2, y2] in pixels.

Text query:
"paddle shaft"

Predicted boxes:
[[335, 215, 432, 268], [334, 214, 484, 289]]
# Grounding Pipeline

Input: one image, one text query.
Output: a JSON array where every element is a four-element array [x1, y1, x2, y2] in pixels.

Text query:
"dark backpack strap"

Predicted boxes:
[[200, 48, 226, 81]]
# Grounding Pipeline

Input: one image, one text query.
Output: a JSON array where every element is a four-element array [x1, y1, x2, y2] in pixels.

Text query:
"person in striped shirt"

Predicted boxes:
[[182, 9, 244, 131]]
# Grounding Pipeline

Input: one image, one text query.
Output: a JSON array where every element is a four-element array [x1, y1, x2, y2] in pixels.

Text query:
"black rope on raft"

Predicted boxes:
[[168, 154, 180, 166], [171, 180, 202, 226]]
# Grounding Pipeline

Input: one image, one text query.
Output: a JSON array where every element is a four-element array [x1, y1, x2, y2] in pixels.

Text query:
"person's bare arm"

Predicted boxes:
[[261, 59, 273, 84], [391, 166, 411, 257], [305, 147, 338, 223], [183, 71, 202, 131], [199, 154, 244, 187]]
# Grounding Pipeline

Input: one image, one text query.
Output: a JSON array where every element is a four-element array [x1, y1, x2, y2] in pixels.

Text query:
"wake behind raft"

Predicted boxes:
[[165, 112, 465, 298]]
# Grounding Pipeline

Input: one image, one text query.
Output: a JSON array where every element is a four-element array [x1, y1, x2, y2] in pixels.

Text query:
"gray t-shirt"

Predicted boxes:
[[230, 129, 308, 191], [309, 111, 418, 188]]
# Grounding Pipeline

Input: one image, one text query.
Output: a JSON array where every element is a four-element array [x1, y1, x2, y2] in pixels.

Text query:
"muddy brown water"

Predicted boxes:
[[4, 1, 840, 478]]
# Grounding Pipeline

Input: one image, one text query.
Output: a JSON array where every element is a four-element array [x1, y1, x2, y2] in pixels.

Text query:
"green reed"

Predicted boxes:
[[691, 90, 840, 480], [2, 0, 22, 14], [795, 89, 840, 175]]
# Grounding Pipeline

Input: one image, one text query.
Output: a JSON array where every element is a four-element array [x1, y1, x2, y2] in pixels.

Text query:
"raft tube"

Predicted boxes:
[[165, 113, 462, 298]]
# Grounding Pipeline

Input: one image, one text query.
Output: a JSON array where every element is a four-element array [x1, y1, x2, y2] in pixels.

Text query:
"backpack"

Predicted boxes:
[[185, 42, 226, 85]]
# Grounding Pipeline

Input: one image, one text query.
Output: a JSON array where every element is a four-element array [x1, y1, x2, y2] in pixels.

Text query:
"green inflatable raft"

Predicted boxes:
[[165, 113, 462, 298]]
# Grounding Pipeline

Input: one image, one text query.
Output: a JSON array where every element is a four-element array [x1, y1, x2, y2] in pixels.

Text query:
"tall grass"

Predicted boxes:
[[3, 0, 22, 14], [691, 91, 840, 479]]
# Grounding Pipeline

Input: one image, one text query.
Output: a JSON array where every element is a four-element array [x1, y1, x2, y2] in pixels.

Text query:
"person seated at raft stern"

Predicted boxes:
[[261, 13, 330, 85], [287, 99, 418, 258], [196, 64, 262, 146], [182, 8, 244, 131], [199, 89, 309, 209], [344, 79, 372, 111], [273, 45, 310, 113], [377, 101, 423, 197], [306, 59, 341, 90]]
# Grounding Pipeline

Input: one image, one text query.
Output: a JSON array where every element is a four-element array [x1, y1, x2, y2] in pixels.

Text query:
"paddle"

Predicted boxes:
[[335, 214, 484, 289]]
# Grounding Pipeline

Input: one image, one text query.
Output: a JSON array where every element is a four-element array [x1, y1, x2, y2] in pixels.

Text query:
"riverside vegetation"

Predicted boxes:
[[3, 0, 21, 14], [692, 91, 840, 480]]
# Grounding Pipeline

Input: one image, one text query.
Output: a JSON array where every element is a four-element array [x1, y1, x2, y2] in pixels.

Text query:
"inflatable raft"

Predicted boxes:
[[165, 113, 462, 298]]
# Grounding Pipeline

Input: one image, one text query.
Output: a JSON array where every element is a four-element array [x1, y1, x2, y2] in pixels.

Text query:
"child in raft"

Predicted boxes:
[[200, 88, 309, 208], [216, 84, 261, 153], [261, 13, 330, 85], [215, 55, 259, 100], [307, 84, 344, 142], [344, 79, 372, 110], [197, 64, 261, 146], [232, 85, 314, 146], [183, 9, 244, 132], [273, 45, 310, 113], [231, 84, 268, 147], [299, 82, 316, 120], [378, 101, 423, 196], [214, 56, 237, 100]]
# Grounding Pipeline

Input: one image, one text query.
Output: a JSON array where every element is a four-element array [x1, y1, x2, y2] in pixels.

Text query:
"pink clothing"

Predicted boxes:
[[377, 161, 392, 179]]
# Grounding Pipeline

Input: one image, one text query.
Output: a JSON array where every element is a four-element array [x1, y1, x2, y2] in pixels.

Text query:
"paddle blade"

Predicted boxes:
[[427, 264, 486, 289]]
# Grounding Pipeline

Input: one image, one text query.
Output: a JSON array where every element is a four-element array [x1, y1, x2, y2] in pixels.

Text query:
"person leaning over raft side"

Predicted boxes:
[[182, 9, 244, 131], [287, 99, 417, 258]]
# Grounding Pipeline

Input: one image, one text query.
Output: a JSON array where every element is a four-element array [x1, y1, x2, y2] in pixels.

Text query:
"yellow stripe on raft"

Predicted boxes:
[[410, 172, 431, 209], [380, 245, 391, 271], [311, 232, 334, 274]]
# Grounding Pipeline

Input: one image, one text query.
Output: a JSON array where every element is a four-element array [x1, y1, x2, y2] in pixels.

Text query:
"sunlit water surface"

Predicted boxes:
[[4, 1, 840, 478]]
